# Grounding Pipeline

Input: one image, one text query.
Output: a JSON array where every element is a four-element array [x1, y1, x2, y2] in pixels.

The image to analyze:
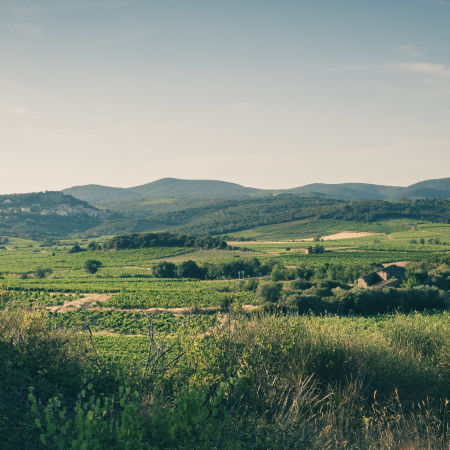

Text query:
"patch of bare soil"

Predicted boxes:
[[48, 293, 113, 313], [92, 330, 147, 337], [382, 261, 408, 268], [228, 240, 302, 245], [320, 231, 380, 240]]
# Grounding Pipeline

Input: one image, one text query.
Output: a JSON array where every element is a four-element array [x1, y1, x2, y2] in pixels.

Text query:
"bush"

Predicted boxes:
[[288, 278, 313, 290], [270, 264, 296, 281], [243, 279, 259, 291], [285, 294, 323, 314], [0, 310, 89, 449], [257, 281, 282, 303]]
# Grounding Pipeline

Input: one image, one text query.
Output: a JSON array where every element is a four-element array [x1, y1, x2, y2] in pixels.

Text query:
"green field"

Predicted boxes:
[[1, 220, 449, 448]]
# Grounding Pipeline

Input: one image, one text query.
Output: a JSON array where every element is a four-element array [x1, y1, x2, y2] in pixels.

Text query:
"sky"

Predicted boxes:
[[0, 0, 449, 194]]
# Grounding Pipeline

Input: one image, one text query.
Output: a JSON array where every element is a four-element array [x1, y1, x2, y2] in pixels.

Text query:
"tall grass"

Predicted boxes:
[[1, 309, 448, 448], [211, 312, 449, 448]]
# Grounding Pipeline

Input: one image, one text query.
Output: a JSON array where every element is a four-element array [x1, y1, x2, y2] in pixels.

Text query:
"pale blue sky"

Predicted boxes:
[[1, 0, 449, 193]]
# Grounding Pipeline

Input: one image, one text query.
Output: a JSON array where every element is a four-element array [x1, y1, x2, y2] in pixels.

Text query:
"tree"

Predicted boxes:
[[35, 268, 52, 279], [178, 260, 206, 279], [152, 261, 177, 278], [85, 259, 102, 274], [313, 244, 325, 254], [68, 244, 85, 254], [87, 241, 100, 251]]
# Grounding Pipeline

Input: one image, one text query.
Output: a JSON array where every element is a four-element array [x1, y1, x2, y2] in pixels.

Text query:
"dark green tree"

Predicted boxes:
[[84, 259, 102, 274], [68, 244, 85, 254], [178, 260, 206, 279], [152, 261, 177, 278]]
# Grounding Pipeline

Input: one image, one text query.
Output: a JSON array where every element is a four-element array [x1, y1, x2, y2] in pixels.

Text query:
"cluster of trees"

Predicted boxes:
[[253, 257, 450, 315], [268, 261, 384, 284], [403, 259, 450, 290], [284, 285, 447, 315], [101, 232, 228, 251], [410, 237, 448, 245], [152, 258, 276, 280], [150, 257, 392, 285], [256, 278, 447, 315]]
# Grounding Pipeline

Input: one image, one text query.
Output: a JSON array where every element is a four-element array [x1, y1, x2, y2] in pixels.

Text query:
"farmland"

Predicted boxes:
[[1, 220, 449, 448]]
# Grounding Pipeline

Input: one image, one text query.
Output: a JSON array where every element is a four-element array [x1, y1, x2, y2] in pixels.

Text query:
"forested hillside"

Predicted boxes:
[[1, 191, 449, 239], [0, 192, 107, 239]]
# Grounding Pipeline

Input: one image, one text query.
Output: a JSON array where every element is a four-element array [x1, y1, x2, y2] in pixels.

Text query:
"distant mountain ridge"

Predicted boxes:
[[62, 177, 450, 205]]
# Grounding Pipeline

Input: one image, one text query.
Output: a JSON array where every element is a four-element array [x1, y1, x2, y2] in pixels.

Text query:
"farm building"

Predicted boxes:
[[304, 245, 325, 255], [358, 272, 382, 288], [377, 264, 406, 281], [358, 264, 406, 288]]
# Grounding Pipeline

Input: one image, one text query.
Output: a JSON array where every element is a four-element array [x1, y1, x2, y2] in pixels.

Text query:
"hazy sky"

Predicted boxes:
[[1, 0, 449, 194]]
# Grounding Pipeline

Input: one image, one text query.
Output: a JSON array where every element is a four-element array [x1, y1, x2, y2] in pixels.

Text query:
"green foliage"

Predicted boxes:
[[0, 310, 89, 449], [29, 383, 148, 450], [152, 261, 177, 278], [85, 260, 102, 274], [35, 267, 53, 279], [0, 289, 72, 310], [257, 281, 282, 303], [283, 285, 447, 315], [0, 211, 449, 447], [50, 310, 216, 335], [1, 307, 449, 448], [68, 244, 85, 254], [270, 264, 297, 281], [178, 260, 206, 279], [103, 232, 227, 251]]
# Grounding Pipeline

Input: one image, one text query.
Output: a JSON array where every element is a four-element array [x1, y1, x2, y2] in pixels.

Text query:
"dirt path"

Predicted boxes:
[[47, 294, 260, 315], [48, 293, 113, 313], [87, 304, 260, 315]]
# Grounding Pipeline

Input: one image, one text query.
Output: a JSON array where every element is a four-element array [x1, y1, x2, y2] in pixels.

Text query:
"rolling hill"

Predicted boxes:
[[63, 178, 264, 206], [62, 177, 450, 206]]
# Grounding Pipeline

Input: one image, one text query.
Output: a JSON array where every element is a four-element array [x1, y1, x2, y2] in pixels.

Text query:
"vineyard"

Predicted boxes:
[[1, 221, 449, 448]]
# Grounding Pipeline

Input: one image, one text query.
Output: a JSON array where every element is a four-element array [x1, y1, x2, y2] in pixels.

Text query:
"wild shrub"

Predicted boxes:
[[257, 281, 282, 303]]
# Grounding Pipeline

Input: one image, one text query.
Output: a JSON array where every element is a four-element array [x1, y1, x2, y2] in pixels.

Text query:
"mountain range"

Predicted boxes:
[[1, 177, 449, 239], [63, 177, 450, 205]]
